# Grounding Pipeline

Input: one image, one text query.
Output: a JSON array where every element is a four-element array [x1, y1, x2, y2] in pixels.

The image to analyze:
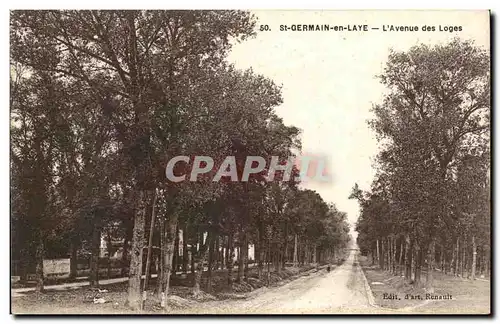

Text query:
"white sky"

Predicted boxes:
[[228, 10, 490, 227]]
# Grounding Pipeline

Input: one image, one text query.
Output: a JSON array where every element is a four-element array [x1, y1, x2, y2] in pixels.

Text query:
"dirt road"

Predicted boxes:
[[179, 248, 385, 314], [13, 247, 486, 314]]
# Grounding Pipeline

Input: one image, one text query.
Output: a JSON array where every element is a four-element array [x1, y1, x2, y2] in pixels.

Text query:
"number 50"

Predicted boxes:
[[259, 25, 270, 31]]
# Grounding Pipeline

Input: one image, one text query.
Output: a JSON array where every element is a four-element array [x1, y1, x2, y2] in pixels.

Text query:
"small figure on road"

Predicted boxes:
[[327, 265, 331, 272]]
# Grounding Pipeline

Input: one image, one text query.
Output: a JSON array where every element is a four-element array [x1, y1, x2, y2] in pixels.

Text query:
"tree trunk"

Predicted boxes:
[[414, 247, 422, 286], [255, 236, 261, 278], [237, 236, 244, 283], [301, 243, 306, 265], [35, 236, 44, 294], [454, 237, 459, 276], [69, 236, 78, 280], [391, 238, 395, 272], [383, 239, 387, 270], [17, 249, 28, 283], [387, 238, 391, 271], [477, 247, 481, 276], [193, 232, 211, 295], [293, 234, 298, 267], [278, 247, 283, 272], [156, 217, 165, 299], [182, 225, 188, 274], [244, 237, 249, 281], [237, 246, 241, 265], [275, 244, 281, 273], [172, 225, 180, 274], [215, 236, 220, 270], [376, 239, 381, 269], [393, 237, 397, 274], [221, 242, 226, 270], [464, 245, 469, 278], [387, 238, 391, 272], [227, 233, 234, 288], [160, 212, 179, 310], [127, 190, 150, 310], [258, 230, 264, 279], [471, 235, 477, 280], [426, 240, 435, 293], [461, 237, 465, 277], [404, 236, 411, 281], [440, 244, 445, 273], [488, 254, 491, 277], [121, 221, 133, 277], [388, 238, 392, 272], [141, 190, 157, 309], [283, 222, 289, 267], [266, 238, 271, 286], [399, 239, 404, 276], [106, 229, 112, 279], [89, 222, 101, 287], [391, 238, 394, 273], [207, 233, 215, 293], [224, 236, 229, 270], [298, 242, 303, 265], [190, 238, 196, 276], [449, 241, 455, 275], [482, 247, 487, 277]]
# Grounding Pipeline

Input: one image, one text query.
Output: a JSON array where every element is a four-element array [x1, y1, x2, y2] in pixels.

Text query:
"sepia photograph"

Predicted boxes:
[[9, 9, 491, 315]]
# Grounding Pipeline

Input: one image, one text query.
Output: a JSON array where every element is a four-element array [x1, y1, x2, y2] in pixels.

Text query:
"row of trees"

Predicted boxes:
[[351, 39, 490, 291], [10, 10, 350, 311]]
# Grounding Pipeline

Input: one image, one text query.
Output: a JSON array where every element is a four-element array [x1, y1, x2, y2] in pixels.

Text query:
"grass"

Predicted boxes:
[[12, 264, 320, 314], [12, 269, 124, 289], [359, 256, 491, 314]]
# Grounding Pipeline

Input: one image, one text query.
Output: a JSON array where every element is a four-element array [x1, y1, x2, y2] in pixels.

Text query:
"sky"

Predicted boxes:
[[227, 10, 490, 228]]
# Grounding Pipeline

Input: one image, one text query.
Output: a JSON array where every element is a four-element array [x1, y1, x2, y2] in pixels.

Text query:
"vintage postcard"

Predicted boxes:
[[10, 10, 491, 315]]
